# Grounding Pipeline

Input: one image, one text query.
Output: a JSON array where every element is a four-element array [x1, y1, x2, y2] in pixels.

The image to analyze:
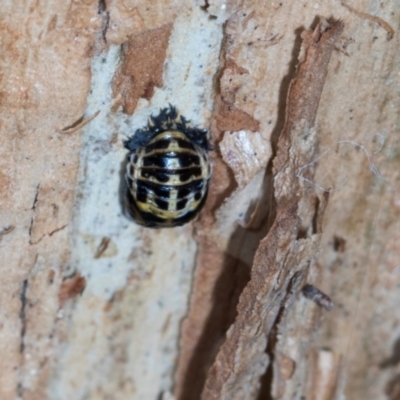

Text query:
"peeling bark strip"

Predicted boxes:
[[201, 20, 344, 399]]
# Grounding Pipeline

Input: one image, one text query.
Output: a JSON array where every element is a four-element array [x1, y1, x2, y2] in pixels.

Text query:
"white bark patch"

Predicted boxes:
[[220, 129, 271, 189], [49, 7, 223, 400]]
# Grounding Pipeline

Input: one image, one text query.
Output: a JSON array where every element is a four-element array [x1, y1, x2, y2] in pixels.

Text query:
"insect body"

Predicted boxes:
[[124, 106, 212, 228]]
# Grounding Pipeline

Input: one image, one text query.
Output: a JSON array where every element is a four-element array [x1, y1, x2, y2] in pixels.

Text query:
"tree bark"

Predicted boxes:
[[0, 1, 399, 400]]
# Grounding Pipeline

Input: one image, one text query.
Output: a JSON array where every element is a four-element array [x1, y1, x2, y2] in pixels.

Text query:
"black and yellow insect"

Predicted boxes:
[[123, 106, 212, 228]]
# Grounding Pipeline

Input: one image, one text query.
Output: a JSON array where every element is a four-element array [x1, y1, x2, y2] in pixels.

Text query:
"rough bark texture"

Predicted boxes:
[[200, 19, 343, 400], [0, 1, 399, 400]]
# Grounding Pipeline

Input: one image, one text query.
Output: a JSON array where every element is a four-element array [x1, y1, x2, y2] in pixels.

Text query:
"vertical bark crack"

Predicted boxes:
[[98, 0, 110, 44], [19, 279, 29, 354]]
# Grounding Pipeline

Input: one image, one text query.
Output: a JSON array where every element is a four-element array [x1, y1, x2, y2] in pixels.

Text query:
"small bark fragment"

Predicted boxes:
[[214, 95, 260, 133], [310, 349, 342, 400], [58, 110, 100, 134], [271, 352, 296, 399], [303, 284, 334, 311], [59, 274, 87, 306], [112, 24, 173, 114], [219, 130, 269, 189], [0, 225, 14, 238], [94, 237, 111, 259]]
